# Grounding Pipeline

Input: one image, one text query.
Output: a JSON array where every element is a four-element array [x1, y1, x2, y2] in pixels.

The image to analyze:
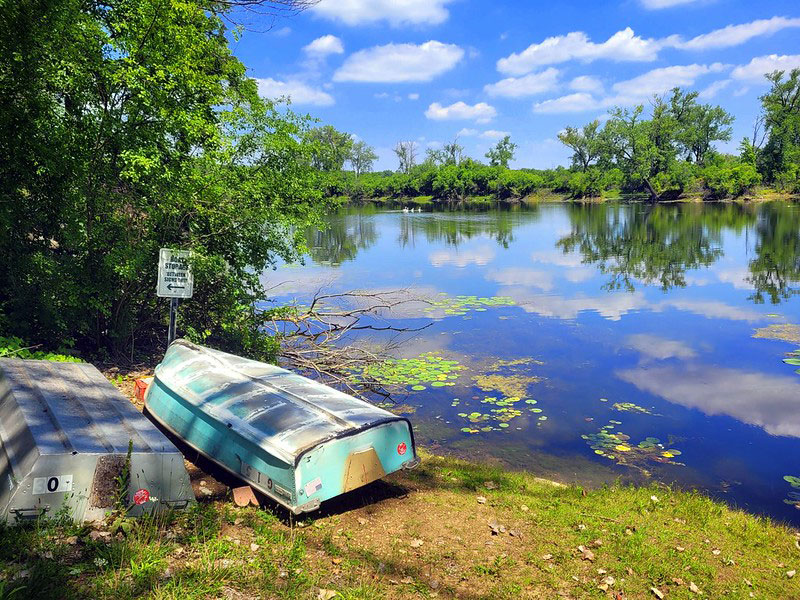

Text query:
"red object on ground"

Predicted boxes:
[[134, 377, 153, 402], [133, 488, 150, 505]]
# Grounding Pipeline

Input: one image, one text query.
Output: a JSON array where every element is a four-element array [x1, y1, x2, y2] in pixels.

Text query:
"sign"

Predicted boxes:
[[133, 488, 150, 505], [157, 248, 194, 298], [32, 474, 73, 495]]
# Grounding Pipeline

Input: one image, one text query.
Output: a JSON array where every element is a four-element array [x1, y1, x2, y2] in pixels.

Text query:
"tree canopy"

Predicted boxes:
[[0, 0, 327, 356]]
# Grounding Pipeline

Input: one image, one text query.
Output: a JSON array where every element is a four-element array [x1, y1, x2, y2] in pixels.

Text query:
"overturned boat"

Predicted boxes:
[[145, 340, 418, 513]]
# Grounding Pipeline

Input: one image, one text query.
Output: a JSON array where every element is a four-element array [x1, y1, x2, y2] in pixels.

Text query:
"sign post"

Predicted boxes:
[[157, 249, 194, 346]]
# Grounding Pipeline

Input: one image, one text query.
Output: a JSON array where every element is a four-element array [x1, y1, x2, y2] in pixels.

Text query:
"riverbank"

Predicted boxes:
[[335, 188, 799, 210], [0, 368, 797, 600]]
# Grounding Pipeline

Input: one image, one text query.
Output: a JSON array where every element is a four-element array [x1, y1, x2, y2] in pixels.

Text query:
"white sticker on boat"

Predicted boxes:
[[304, 477, 322, 497], [32, 475, 73, 495]]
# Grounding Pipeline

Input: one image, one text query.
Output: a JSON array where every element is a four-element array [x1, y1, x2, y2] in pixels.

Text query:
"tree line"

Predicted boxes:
[[313, 73, 800, 203]]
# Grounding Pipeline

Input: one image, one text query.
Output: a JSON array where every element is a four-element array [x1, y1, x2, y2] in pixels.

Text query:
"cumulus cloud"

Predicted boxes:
[[610, 62, 727, 99], [533, 92, 600, 114], [484, 68, 560, 98], [457, 128, 478, 137], [425, 101, 497, 123], [497, 18, 800, 75], [408, 93, 420, 100], [497, 28, 660, 75], [255, 78, 334, 106], [303, 35, 344, 57], [731, 54, 800, 83], [533, 63, 727, 113], [480, 129, 510, 139], [570, 75, 604, 93], [677, 16, 800, 50], [312, 0, 454, 26], [333, 41, 464, 83], [698, 79, 732, 99]]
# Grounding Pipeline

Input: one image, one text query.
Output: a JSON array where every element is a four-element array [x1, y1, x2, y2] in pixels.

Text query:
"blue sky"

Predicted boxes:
[[231, 0, 800, 170]]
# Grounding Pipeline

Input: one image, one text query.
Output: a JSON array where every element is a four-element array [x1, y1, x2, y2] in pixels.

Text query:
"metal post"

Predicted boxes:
[[168, 297, 178, 345]]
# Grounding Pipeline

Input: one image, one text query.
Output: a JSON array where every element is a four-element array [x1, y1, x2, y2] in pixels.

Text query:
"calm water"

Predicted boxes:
[[266, 202, 800, 524]]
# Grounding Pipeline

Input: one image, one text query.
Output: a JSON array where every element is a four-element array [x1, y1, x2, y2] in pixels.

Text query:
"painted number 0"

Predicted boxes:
[[47, 477, 59, 492]]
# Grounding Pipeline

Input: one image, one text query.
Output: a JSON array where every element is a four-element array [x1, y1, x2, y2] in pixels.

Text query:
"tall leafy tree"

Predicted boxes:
[[307, 125, 354, 171], [348, 140, 378, 177], [485, 135, 517, 168], [0, 0, 326, 355], [558, 122, 601, 172], [758, 68, 800, 188]]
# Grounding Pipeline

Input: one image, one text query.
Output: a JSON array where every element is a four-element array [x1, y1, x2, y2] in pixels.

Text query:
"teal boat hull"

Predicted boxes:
[[145, 341, 418, 513]]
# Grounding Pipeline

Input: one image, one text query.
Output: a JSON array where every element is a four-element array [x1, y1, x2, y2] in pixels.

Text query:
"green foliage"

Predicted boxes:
[[0, 0, 330, 357], [0, 336, 81, 362], [306, 125, 354, 172], [485, 135, 517, 168], [701, 161, 762, 199], [757, 68, 800, 189]]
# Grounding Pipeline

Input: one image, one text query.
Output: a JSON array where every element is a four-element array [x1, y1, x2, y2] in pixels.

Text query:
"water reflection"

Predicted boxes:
[[748, 203, 800, 304], [283, 201, 800, 523], [306, 209, 378, 265]]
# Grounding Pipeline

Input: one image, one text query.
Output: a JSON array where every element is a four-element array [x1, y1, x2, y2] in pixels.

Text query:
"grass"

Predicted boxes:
[[0, 450, 797, 599]]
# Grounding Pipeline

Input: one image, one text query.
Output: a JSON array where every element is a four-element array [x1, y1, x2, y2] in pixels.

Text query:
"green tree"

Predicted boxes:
[[558, 121, 602, 172], [485, 135, 517, 168], [602, 106, 662, 200], [758, 69, 800, 190], [0, 0, 326, 356], [307, 125, 354, 171], [394, 141, 418, 174], [348, 140, 378, 177]]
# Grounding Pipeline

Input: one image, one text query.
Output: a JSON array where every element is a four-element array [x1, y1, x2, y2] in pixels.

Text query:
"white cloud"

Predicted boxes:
[[484, 68, 560, 98], [570, 75, 604, 93], [640, 0, 703, 8], [618, 364, 800, 437], [698, 79, 731, 99], [457, 128, 478, 136], [429, 246, 495, 267], [497, 28, 660, 75], [731, 54, 800, 83], [533, 92, 600, 114], [303, 34, 344, 57], [273, 26, 292, 37], [333, 41, 464, 83], [408, 93, 420, 100], [535, 62, 731, 113], [497, 18, 799, 76], [486, 268, 554, 291], [425, 101, 497, 123], [625, 334, 697, 360], [611, 63, 727, 100], [312, 0, 454, 26], [255, 78, 334, 106], [678, 16, 800, 50], [480, 129, 510, 140]]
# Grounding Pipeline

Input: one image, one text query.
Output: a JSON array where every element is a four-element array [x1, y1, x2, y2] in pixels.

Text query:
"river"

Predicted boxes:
[[267, 201, 800, 524]]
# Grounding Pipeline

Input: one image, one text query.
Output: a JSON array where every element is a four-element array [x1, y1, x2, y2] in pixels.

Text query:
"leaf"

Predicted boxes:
[[689, 581, 701, 594], [651, 587, 665, 599], [316, 589, 337, 600], [577, 545, 595, 561]]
